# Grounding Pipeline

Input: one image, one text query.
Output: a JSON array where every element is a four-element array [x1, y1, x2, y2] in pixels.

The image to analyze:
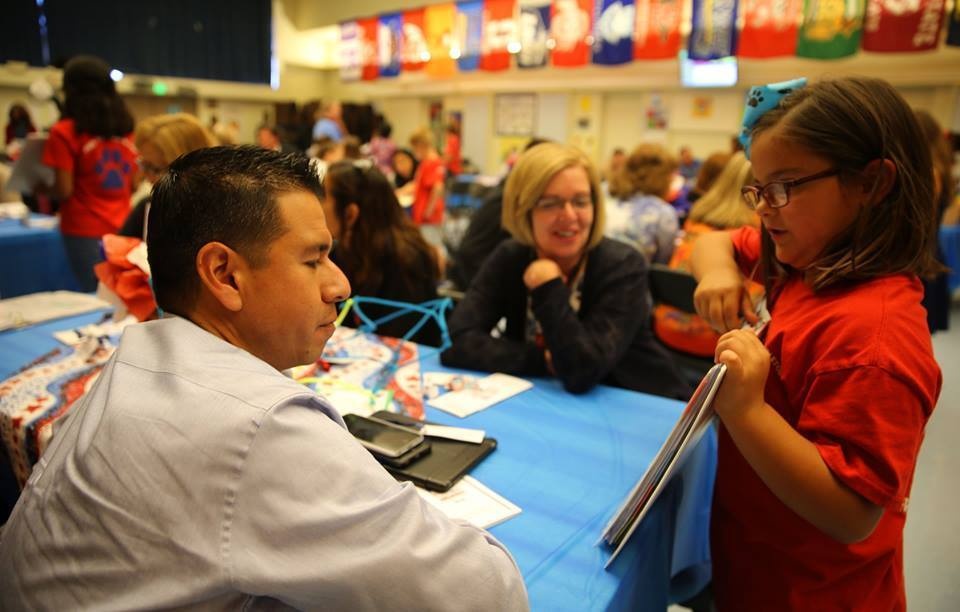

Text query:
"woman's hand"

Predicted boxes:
[[712, 329, 769, 422], [693, 269, 757, 333], [523, 259, 563, 290]]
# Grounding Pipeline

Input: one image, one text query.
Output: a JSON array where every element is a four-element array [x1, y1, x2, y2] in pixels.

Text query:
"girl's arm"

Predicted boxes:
[[34, 168, 73, 200], [714, 329, 884, 544], [690, 231, 757, 332]]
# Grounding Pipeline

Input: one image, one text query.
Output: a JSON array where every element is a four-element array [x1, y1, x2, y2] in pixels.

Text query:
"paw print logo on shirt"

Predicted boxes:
[[95, 148, 132, 190], [747, 88, 765, 108]]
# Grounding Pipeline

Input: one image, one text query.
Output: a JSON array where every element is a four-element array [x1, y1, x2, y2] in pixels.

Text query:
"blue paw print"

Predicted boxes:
[[747, 88, 765, 108], [95, 148, 132, 190]]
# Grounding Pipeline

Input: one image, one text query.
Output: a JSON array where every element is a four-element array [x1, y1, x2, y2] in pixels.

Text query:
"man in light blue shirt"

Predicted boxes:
[[0, 146, 528, 610], [312, 100, 344, 142]]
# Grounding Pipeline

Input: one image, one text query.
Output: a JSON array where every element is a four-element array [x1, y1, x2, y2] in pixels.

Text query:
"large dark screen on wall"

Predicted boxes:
[[43, 0, 272, 84], [0, 1, 43, 66]]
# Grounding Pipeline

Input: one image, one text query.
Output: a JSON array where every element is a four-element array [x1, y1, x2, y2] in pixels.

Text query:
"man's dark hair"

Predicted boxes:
[[147, 145, 322, 316]]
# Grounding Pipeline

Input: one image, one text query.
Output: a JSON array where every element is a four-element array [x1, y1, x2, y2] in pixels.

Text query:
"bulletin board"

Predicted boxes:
[[495, 93, 536, 136]]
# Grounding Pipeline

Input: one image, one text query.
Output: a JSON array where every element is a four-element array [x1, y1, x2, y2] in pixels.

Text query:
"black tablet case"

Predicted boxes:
[[372, 411, 497, 492]]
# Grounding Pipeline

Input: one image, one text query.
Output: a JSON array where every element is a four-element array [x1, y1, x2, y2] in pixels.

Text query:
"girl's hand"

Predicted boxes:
[[713, 329, 770, 422], [693, 269, 758, 333], [523, 259, 562, 290]]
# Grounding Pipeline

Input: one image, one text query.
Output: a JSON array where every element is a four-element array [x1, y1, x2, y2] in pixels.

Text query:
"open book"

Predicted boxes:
[[600, 363, 727, 567]]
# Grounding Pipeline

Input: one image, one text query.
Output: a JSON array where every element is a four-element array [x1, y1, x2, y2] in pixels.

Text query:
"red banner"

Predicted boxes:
[[551, 0, 594, 66], [402, 8, 428, 71], [862, 0, 945, 52], [358, 17, 379, 80], [633, 0, 682, 59], [481, 0, 515, 71], [738, 0, 802, 57]]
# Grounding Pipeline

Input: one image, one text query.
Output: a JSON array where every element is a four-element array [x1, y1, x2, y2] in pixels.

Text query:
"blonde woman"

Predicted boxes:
[[119, 113, 217, 237], [653, 152, 759, 357], [441, 143, 689, 398], [604, 143, 680, 264]]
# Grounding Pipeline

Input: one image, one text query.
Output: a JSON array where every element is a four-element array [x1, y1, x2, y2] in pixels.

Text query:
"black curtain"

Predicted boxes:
[[44, 0, 271, 84], [0, 0, 44, 66]]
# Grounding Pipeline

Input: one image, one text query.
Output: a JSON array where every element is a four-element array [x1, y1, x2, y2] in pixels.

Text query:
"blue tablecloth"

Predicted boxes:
[[0, 313, 716, 611], [0, 216, 79, 298], [941, 225, 960, 294]]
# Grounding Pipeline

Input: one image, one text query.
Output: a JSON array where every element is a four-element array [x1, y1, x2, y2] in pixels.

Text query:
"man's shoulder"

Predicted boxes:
[[116, 318, 313, 412]]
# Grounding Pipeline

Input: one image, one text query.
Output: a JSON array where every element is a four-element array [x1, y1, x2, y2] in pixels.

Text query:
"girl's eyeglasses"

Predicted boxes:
[[533, 194, 593, 213], [740, 168, 839, 210]]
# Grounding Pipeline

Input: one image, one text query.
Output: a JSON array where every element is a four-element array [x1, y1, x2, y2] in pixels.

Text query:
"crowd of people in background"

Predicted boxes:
[[3, 53, 960, 610]]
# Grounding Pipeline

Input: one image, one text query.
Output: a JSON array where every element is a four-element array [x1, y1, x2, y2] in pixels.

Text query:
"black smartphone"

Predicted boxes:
[[342, 413, 425, 458]]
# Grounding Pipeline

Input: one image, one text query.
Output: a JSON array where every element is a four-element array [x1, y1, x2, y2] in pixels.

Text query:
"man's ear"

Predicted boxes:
[[859, 158, 897, 207], [196, 242, 244, 312], [344, 202, 360, 230]]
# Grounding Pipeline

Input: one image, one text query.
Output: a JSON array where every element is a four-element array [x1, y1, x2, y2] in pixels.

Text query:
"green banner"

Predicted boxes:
[[796, 0, 865, 59]]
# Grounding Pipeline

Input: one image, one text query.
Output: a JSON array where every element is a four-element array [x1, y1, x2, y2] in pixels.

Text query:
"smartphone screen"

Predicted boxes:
[[343, 414, 424, 458]]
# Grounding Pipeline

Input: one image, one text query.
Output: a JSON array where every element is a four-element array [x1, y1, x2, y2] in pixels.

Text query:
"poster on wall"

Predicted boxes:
[[426, 3, 457, 77], [796, 0, 865, 59], [691, 96, 713, 118], [495, 93, 536, 135], [518, 0, 551, 68], [551, 0, 594, 67], [402, 8, 429, 71], [339, 21, 362, 81], [688, 0, 739, 60], [738, 0, 802, 58], [646, 94, 669, 130], [456, 0, 485, 71], [378, 13, 403, 77], [481, 0, 517, 71], [633, 0, 683, 59]]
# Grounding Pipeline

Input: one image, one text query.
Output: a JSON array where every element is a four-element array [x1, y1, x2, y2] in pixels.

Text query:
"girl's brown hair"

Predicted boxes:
[[325, 161, 438, 294], [750, 77, 940, 292], [608, 143, 678, 200]]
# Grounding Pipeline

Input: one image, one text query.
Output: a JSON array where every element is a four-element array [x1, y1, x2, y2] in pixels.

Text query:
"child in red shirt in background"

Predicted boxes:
[[42, 55, 137, 291], [398, 128, 446, 254], [691, 77, 942, 611]]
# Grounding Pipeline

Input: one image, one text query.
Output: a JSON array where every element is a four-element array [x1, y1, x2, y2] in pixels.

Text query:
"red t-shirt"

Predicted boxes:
[[444, 132, 462, 175], [412, 155, 445, 226], [712, 226, 941, 611], [43, 119, 137, 237]]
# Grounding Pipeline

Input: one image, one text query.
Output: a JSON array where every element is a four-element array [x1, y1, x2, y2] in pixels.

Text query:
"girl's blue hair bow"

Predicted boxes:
[[739, 77, 807, 159]]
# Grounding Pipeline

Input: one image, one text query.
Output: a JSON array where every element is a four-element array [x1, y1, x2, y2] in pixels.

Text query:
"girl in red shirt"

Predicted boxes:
[[42, 55, 137, 291], [691, 77, 942, 611]]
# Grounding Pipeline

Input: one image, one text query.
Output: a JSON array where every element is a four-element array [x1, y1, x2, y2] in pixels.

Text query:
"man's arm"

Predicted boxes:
[[230, 396, 528, 611]]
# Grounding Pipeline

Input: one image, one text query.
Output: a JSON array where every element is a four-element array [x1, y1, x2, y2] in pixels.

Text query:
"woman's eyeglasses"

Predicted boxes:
[[740, 168, 839, 210], [533, 194, 593, 213]]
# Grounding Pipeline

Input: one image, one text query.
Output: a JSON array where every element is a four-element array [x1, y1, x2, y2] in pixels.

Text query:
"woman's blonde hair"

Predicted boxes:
[[688, 152, 757, 229], [409, 127, 434, 149], [502, 142, 605, 250], [608, 143, 678, 200], [135, 113, 217, 165]]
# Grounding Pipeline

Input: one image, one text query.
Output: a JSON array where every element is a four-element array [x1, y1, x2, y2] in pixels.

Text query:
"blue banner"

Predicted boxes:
[[378, 13, 403, 77], [518, 2, 551, 68], [456, 0, 484, 71], [593, 0, 635, 65], [688, 0, 739, 60]]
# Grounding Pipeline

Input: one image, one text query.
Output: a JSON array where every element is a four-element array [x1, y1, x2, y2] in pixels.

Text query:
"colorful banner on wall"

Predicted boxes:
[[358, 17, 380, 81], [796, 0, 865, 59], [688, 0, 739, 60], [339, 21, 362, 81], [738, 0, 802, 57], [593, 0, 636, 64], [518, 0, 551, 68], [480, 0, 516, 71], [426, 3, 458, 77], [402, 8, 429, 71], [861, 0, 945, 52], [950, 0, 960, 46], [633, 0, 682, 59], [552, 0, 594, 66], [378, 13, 403, 77], [456, 0, 485, 70]]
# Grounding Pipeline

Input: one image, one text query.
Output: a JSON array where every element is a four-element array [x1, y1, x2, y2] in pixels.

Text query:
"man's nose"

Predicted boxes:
[[322, 261, 351, 303]]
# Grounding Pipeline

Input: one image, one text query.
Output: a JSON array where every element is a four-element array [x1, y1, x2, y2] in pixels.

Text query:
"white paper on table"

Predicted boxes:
[[421, 424, 485, 444], [428, 372, 533, 418], [6, 135, 53, 194], [0, 291, 110, 331], [415, 476, 521, 529]]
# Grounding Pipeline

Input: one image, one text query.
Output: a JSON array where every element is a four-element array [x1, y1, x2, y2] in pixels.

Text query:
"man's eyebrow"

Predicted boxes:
[[303, 243, 331, 256]]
